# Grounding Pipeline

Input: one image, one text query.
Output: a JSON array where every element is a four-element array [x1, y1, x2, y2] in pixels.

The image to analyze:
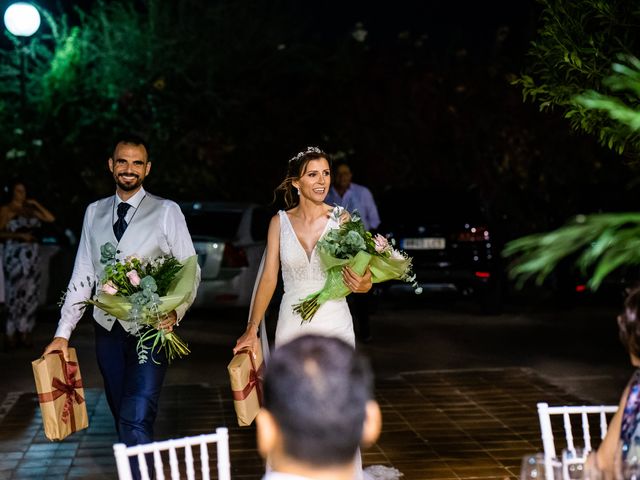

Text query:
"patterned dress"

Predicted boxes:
[[3, 215, 41, 335]]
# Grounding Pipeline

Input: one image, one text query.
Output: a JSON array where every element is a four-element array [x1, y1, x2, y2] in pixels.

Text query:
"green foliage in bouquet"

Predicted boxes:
[[319, 211, 378, 258], [293, 208, 419, 323], [99, 242, 183, 297], [82, 242, 197, 364]]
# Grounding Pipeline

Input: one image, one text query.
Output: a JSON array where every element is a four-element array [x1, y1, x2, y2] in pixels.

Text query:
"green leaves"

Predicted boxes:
[[504, 212, 640, 290], [573, 55, 640, 141], [505, 3, 640, 289], [317, 209, 376, 259], [515, 0, 640, 154]]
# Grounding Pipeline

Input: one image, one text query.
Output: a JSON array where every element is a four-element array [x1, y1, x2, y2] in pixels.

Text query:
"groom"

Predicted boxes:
[[43, 133, 200, 453]]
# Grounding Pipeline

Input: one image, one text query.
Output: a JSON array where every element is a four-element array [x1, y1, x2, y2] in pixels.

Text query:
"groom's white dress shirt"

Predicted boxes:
[[55, 187, 200, 339]]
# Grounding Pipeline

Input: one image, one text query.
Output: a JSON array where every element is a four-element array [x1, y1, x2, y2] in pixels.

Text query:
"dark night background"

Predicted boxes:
[[1, 0, 637, 244]]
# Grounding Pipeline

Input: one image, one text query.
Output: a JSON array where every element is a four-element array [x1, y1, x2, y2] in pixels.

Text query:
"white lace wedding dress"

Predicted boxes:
[[273, 209, 403, 480], [275, 209, 356, 348]]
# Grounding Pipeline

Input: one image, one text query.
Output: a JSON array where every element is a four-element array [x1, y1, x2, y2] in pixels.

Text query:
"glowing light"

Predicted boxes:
[[4, 2, 41, 37]]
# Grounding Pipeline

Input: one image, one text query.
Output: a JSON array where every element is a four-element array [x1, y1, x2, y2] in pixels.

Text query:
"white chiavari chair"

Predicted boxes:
[[113, 427, 231, 480], [537, 402, 617, 480]]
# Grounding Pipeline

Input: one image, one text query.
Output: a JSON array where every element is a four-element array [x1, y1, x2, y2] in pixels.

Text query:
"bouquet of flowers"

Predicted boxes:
[[80, 242, 199, 364], [293, 207, 421, 323]]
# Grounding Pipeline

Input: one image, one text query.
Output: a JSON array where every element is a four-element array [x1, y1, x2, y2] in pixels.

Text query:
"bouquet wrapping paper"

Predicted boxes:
[[32, 348, 89, 441], [227, 347, 264, 427], [83, 252, 199, 364]]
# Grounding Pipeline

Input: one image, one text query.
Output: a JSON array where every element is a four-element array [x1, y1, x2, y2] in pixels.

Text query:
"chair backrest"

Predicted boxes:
[[537, 402, 618, 480], [113, 427, 230, 480]]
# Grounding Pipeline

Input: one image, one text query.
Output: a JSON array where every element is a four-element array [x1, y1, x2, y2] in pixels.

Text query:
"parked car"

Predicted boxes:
[[542, 253, 639, 307], [178, 201, 272, 309], [376, 187, 504, 313]]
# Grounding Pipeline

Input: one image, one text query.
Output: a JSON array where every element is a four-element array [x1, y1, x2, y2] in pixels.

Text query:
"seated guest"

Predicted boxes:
[[256, 334, 382, 480], [587, 286, 640, 477]]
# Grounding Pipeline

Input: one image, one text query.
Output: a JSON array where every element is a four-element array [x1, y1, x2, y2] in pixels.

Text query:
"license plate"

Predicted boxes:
[[401, 237, 446, 250]]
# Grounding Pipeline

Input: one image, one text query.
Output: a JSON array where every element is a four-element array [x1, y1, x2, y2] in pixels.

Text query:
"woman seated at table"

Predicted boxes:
[[587, 285, 640, 478]]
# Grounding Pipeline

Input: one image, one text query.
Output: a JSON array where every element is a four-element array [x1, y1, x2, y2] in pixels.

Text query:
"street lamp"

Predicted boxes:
[[3, 2, 41, 120]]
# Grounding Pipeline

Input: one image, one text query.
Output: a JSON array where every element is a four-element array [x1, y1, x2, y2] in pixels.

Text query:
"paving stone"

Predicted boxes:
[[0, 367, 599, 479]]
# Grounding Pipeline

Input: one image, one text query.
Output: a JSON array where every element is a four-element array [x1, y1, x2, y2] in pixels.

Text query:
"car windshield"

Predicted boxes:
[[182, 210, 243, 239]]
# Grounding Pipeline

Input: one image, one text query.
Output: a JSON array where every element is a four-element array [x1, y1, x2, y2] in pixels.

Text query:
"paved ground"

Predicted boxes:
[[0, 367, 599, 479], [0, 292, 631, 479]]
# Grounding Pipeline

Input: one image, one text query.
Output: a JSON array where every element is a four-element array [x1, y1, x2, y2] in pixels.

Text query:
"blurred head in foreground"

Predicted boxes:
[[256, 334, 381, 479]]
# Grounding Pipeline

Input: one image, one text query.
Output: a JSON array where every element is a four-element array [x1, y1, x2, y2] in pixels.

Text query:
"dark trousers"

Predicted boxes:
[[348, 292, 372, 341], [94, 321, 167, 478]]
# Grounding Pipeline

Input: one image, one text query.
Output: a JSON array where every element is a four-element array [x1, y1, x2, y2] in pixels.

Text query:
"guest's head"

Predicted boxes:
[[618, 286, 640, 364], [4, 178, 28, 206], [108, 133, 151, 195], [333, 160, 354, 193], [275, 146, 331, 208], [256, 334, 381, 476]]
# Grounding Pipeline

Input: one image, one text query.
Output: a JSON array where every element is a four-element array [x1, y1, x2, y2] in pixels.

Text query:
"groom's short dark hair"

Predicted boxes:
[[263, 334, 373, 466], [112, 132, 150, 159]]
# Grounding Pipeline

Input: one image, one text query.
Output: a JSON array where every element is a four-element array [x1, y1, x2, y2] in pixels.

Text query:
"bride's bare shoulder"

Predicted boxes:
[[269, 210, 284, 228]]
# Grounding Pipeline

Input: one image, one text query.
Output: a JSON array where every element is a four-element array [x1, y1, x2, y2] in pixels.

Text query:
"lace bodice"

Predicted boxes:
[[278, 209, 339, 295]]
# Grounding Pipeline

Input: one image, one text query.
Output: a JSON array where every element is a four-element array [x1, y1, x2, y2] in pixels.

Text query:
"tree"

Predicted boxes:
[[512, 0, 640, 155], [0, 0, 612, 240], [505, 0, 640, 290]]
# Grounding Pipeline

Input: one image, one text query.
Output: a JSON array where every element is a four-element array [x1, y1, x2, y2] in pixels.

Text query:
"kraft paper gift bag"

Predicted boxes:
[[32, 348, 89, 441], [227, 347, 264, 426]]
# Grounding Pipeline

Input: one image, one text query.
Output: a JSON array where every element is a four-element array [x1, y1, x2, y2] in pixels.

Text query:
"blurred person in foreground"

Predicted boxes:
[[586, 285, 640, 478], [42, 133, 199, 477], [257, 334, 401, 480], [0, 179, 55, 349], [325, 160, 381, 343]]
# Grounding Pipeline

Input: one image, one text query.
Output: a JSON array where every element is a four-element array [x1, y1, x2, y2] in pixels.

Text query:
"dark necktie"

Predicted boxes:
[[113, 202, 131, 241]]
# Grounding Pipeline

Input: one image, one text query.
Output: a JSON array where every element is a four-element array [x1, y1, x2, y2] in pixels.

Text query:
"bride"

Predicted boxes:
[[234, 147, 403, 480], [233, 146, 373, 355]]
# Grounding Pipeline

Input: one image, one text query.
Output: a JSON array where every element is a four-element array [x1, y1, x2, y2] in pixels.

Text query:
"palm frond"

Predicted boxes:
[[503, 212, 640, 290]]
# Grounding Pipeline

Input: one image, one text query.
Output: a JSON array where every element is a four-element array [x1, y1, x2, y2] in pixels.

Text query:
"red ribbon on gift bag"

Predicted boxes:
[[231, 349, 264, 405], [37, 351, 85, 432]]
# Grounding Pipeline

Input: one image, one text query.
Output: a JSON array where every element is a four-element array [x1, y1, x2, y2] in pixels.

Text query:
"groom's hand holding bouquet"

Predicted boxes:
[[293, 207, 421, 323], [78, 242, 199, 364]]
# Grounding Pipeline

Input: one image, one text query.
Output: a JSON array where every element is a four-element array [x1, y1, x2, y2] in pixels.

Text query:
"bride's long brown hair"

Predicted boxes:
[[274, 148, 331, 209]]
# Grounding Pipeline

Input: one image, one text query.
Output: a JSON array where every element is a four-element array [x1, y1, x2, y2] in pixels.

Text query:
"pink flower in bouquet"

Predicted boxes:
[[102, 281, 118, 295], [373, 234, 391, 254], [126, 270, 141, 286]]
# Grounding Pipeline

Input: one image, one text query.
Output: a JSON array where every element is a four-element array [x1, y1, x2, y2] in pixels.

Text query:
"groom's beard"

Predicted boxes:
[[115, 173, 144, 191]]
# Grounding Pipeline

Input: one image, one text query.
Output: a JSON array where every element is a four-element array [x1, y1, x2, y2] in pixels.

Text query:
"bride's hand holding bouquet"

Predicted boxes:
[[293, 206, 421, 323], [342, 263, 373, 293]]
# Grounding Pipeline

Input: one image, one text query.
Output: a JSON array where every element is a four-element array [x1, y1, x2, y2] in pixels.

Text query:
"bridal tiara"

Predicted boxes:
[[289, 146, 323, 163]]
